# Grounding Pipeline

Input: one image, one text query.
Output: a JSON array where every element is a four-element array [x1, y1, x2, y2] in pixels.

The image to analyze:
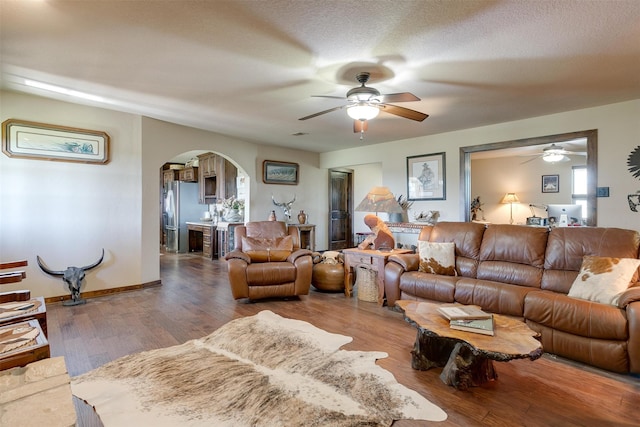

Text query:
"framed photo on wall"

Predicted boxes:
[[542, 174, 559, 193], [262, 160, 299, 185], [407, 152, 446, 200]]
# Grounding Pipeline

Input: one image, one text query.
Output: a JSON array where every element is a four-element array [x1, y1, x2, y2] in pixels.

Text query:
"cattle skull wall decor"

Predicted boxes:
[[37, 249, 105, 306], [272, 195, 296, 221]]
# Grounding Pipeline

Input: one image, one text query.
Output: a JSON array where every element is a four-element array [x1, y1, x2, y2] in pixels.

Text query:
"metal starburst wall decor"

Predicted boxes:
[[628, 146, 640, 179]]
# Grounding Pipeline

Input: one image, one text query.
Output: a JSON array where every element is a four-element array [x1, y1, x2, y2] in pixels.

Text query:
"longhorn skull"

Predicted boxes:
[[37, 249, 104, 306], [272, 195, 296, 221]]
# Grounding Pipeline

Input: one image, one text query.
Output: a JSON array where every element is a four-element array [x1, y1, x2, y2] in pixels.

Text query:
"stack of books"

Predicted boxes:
[[436, 304, 494, 336]]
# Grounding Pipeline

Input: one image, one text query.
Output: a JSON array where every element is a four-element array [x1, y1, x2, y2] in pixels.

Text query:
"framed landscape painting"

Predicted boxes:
[[262, 160, 299, 185], [2, 119, 110, 164], [407, 152, 446, 200]]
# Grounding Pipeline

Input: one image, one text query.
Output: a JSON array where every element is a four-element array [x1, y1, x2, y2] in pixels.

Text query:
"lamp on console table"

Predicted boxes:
[[501, 192, 520, 224], [354, 186, 403, 250]]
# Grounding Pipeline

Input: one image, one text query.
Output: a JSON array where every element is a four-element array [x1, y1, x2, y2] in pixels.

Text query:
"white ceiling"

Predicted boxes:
[[1, 0, 639, 154]]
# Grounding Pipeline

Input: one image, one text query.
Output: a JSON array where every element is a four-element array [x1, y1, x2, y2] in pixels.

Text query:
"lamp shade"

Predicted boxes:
[[501, 193, 520, 204], [355, 186, 403, 213], [347, 102, 380, 121]]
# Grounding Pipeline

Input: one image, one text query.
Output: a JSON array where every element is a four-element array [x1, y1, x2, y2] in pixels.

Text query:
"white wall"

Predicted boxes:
[[1, 91, 143, 299], [321, 100, 640, 241]]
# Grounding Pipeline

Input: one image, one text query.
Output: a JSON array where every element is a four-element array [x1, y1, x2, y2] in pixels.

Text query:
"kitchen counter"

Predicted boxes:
[[186, 221, 216, 227]]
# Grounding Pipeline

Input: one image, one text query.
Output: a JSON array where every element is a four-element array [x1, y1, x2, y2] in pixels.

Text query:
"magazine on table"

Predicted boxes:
[[449, 316, 495, 336], [437, 304, 492, 321]]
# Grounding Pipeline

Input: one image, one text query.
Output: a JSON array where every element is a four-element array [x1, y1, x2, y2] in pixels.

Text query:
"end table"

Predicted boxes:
[[342, 248, 412, 305]]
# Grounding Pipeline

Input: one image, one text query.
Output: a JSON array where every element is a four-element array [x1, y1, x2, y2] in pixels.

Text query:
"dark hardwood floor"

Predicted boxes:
[[47, 252, 640, 426]]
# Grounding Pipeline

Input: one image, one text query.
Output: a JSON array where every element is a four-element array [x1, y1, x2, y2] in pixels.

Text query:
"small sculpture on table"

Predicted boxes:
[[358, 214, 395, 251]]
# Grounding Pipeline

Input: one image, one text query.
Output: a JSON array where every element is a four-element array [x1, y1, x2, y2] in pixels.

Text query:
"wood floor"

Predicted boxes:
[[46, 252, 640, 427]]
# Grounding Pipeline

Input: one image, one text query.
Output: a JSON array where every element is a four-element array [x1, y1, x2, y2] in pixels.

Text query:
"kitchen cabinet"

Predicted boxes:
[[179, 166, 198, 182], [197, 153, 217, 204], [163, 169, 179, 187], [196, 152, 238, 204], [186, 222, 218, 259], [216, 155, 237, 201]]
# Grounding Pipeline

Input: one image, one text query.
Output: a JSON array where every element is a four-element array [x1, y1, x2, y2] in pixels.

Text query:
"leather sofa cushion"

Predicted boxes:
[[242, 236, 293, 262], [524, 290, 627, 340], [246, 262, 296, 286], [542, 227, 640, 293], [525, 320, 629, 373], [480, 224, 548, 267], [399, 271, 457, 302], [422, 221, 486, 278], [455, 278, 537, 316]]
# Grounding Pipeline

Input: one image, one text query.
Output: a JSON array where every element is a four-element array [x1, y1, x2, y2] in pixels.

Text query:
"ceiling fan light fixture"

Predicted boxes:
[[543, 153, 567, 163], [347, 102, 379, 121]]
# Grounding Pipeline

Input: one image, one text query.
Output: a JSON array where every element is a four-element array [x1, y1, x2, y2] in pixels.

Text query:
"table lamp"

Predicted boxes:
[[501, 192, 520, 224], [355, 186, 403, 250]]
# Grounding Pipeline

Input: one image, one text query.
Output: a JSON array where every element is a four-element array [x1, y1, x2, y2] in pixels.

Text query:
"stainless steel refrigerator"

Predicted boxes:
[[164, 181, 202, 253]]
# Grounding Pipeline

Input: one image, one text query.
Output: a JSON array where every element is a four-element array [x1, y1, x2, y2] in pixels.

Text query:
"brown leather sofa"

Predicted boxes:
[[385, 222, 640, 374], [225, 221, 313, 300]]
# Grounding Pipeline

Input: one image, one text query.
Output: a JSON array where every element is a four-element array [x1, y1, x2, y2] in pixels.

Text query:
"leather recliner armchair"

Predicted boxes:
[[225, 221, 313, 300]]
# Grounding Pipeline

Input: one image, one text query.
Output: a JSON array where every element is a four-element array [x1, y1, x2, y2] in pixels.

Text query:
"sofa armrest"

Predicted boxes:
[[287, 249, 313, 263], [225, 250, 251, 263], [387, 253, 420, 271], [617, 286, 640, 308]]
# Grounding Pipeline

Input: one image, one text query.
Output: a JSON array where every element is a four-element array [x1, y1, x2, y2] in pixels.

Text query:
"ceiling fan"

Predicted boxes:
[[520, 143, 587, 164], [298, 72, 428, 135]]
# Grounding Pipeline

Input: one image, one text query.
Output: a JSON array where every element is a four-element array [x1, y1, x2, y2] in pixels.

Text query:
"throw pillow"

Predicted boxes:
[[242, 235, 293, 262], [568, 256, 640, 305], [418, 241, 456, 276]]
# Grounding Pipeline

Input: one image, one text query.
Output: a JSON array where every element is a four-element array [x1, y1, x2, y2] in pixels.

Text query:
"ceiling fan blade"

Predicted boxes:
[[379, 104, 429, 122], [353, 120, 368, 133], [519, 155, 543, 165], [378, 92, 421, 103], [298, 105, 346, 120], [311, 95, 345, 100]]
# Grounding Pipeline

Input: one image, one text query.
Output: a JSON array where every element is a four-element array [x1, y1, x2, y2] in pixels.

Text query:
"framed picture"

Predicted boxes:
[[2, 119, 110, 164], [407, 152, 446, 200], [542, 174, 559, 193], [262, 160, 299, 185]]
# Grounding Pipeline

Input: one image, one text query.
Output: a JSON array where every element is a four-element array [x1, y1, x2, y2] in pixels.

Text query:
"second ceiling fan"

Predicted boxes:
[[299, 72, 428, 134]]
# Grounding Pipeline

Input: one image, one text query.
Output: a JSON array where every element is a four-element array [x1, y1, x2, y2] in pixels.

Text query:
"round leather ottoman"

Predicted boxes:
[[312, 263, 345, 292]]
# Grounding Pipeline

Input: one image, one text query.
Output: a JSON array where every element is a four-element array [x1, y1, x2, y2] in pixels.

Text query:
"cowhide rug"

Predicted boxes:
[[71, 310, 447, 426]]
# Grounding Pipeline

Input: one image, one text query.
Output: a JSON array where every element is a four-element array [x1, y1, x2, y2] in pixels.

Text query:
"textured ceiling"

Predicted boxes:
[[1, 0, 639, 153]]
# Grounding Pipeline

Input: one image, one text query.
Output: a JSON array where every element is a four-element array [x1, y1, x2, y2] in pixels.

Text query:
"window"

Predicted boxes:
[[572, 166, 587, 221]]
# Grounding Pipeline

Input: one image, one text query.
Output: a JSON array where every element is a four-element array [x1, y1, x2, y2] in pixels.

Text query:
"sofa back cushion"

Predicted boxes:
[[422, 221, 486, 278], [542, 227, 640, 293], [477, 224, 548, 288]]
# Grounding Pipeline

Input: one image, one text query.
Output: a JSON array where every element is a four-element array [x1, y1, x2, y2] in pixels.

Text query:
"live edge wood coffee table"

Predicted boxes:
[[396, 300, 543, 390]]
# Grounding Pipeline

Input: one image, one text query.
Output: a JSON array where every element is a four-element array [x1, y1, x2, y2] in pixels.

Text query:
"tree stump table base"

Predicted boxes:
[[397, 300, 543, 390]]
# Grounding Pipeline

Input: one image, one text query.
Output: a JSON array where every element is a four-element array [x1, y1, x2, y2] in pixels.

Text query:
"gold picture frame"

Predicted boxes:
[[2, 119, 110, 164]]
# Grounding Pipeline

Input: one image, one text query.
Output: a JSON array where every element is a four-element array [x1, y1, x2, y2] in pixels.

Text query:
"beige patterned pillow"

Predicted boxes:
[[568, 256, 640, 305], [242, 236, 293, 262], [418, 241, 456, 276]]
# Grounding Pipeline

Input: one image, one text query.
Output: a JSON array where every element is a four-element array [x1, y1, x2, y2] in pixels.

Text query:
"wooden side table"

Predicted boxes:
[[342, 248, 412, 305]]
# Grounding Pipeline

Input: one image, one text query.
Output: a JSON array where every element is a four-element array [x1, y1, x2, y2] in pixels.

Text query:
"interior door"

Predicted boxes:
[[328, 169, 353, 250]]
